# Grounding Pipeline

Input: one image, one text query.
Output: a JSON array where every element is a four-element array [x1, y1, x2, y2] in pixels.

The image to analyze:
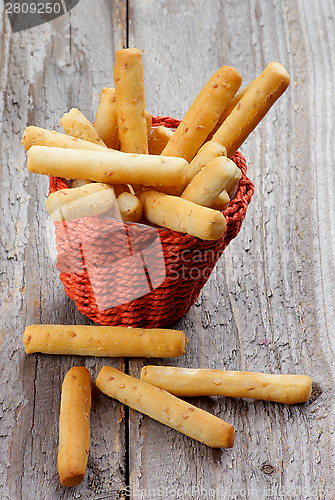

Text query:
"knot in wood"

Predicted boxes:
[[261, 463, 275, 475]]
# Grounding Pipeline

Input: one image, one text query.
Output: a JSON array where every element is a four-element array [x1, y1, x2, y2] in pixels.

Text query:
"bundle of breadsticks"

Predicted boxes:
[[22, 48, 290, 241], [23, 323, 312, 487], [56, 360, 312, 487]]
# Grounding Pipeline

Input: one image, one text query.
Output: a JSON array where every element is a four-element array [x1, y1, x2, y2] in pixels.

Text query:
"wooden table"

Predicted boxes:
[[1, 1, 335, 498]]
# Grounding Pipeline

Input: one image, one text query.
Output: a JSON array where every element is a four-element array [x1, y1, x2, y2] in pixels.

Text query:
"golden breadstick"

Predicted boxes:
[[207, 79, 257, 140], [58, 366, 91, 487], [46, 183, 117, 221], [185, 140, 227, 186], [161, 66, 242, 162], [21, 126, 111, 152], [149, 125, 174, 155], [140, 366, 312, 405], [114, 48, 148, 154], [112, 183, 131, 197], [27, 146, 188, 186], [60, 108, 106, 147], [145, 110, 152, 137], [23, 324, 188, 358], [96, 367, 235, 448], [211, 190, 230, 211], [181, 156, 239, 207], [116, 192, 142, 222], [212, 62, 290, 158], [224, 167, 242, 198], [209, 168, 241, 211], [71, 179, 92, 188], [137, 190, 227, 240], [137, 138, 226, 197], [94, 87, 119, 149], [71, 178, 130, 202], [94, 88, 151, 149]]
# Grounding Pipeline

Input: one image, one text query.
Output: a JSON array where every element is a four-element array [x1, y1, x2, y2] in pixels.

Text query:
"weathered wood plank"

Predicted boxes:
[[0, 1, 128, 499], [127, 0, 335, 498]]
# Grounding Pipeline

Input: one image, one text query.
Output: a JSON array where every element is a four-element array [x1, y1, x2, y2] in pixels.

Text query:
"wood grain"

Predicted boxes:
[[1, 0, 335, 499], [128, 0, 335, 498], [0, 2, 127, 499]]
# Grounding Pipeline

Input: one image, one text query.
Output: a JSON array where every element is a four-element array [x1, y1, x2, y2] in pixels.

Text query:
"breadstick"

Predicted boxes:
[[224, 167, 242, 198], [94, 88, 151, 150], [185, 140, 227, 186], [111, 183, 131, 197], [114, 48, 148, 154], [137, 190, 227, 240], [26, 145, 188, 186], [60, 108, 107, 147], [181, 156, 239, 207], [58, 366, 91, 487], [94, 87, 119, 149], [140, 366, 312, 405], [145, 110, 152, 137], [211, 62, 290, 158], [21, 126, 111, 152], [46, 182, 117, 221], [148, 125, 174, 155], [161, 66, 242, 162], [71, 179, 92, 188], [207, 78, 258, 140], [209, 168, 242, 210], [211, 190, 230, 211], [116, 191, 142, 222], [141, 139, 227, 197], [23, 324, 188, 358], [96, 367, 235, 448]]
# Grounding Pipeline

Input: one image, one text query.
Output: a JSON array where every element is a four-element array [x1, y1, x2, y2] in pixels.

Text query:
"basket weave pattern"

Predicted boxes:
[[49, 116, 254, 328]]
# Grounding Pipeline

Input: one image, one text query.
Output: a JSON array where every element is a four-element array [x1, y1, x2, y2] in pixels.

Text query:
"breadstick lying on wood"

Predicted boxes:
[[26, 145, 188, 186], [161, 66, 242, 162], [46, 182, 117, 221], [181, 156, 239, 207], [21, 126, 111, 152], [23, 324, 188, 358], [60, 108, 107, 147], [96, 366, 235, 448], [140, 366, 312, 404], [114, 48, 148, 154], [211, 62, 290, 158], [94, 87, 119, 149], [58, 366, 91, 487], [137, 190, 227, 240]]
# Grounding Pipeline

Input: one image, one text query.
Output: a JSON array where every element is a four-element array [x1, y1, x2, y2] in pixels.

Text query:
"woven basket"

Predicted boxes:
[[49, 115, 254, 328]]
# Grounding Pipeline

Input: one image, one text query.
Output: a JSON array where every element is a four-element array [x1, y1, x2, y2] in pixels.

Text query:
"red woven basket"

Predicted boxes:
[[49, 116, 254, 328]]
